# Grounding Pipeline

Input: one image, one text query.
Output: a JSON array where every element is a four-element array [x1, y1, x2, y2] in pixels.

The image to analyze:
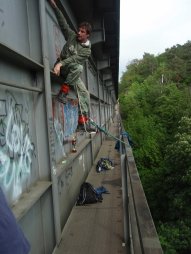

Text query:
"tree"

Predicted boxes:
[[119, 41, 191, 254]]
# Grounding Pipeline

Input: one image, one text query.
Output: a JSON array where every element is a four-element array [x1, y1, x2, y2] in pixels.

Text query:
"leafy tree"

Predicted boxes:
[[119, 59, 142, 93], [119, 41, 191, 254], [154, 84, 190, 138], [159, 220, 191, 254], [137, 53, 158, 78], [163, 117, 191, 219]]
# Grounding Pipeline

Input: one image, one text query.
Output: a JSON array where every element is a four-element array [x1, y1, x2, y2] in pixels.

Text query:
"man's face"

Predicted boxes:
[[77, 27, 89, 43]]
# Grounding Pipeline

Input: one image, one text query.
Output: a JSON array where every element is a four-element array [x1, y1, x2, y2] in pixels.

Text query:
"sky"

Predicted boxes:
[[119, 0, 191, 79]]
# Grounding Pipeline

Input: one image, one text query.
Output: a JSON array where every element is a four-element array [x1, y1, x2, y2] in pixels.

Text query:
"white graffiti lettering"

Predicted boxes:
[[54, 118, 65, 156], [0, 92, 35, 202]]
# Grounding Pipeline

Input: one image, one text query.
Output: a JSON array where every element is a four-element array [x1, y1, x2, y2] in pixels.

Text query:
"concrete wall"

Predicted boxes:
[[0, 0, 116, 253]]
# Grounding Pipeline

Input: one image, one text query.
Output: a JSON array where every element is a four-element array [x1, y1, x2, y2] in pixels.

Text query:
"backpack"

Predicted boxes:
[[96, 158, 114, 173], [76, 182, 103, 205]]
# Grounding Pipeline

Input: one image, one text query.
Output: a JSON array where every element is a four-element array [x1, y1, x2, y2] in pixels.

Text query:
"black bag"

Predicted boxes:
[[76, 182, 103, 205]]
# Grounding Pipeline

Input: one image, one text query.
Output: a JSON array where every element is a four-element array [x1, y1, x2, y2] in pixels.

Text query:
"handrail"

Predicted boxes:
[[120, 128, 163, 253]]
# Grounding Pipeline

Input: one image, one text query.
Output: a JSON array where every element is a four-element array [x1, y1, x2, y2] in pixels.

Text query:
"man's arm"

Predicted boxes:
[[53, 46, 91, 76], [60, 47, 91, 66], [50, 0, 76, 75], [49, 0, 75, 41]]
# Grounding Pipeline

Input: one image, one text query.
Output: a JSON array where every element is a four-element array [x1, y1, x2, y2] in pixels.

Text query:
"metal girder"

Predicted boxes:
[[102, 72, 112, 81], [91, 17, 105, 45], [91, 29, 105, 45], [105, 80, 113, 87], [97, 58, 110, 70]]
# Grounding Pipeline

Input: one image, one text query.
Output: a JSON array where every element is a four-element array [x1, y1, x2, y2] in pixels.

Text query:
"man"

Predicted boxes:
[[0, 187, 30, 254], [50, 0, 92, 127]]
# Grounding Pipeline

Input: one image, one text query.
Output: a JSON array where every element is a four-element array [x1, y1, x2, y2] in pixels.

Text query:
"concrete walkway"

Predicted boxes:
[[54, 117, 126, 254]]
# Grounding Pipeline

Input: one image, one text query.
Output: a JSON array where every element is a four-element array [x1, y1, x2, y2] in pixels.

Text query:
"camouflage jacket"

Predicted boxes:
[[53, 7, 91, 67]]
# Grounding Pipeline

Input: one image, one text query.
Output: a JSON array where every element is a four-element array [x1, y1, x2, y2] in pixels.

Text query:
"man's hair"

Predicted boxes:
[[78, 22, 92, 35]]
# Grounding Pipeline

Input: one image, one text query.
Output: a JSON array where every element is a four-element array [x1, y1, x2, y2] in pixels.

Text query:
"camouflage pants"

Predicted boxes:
[[60, 63, 90, 115]]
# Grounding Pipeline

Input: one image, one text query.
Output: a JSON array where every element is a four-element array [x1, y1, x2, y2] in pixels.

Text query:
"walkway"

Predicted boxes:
[[54, 116, 126, 254]]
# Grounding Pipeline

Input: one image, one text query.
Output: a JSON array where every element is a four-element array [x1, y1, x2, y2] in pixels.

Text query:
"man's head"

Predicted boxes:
[[77, 22, 92, 43]]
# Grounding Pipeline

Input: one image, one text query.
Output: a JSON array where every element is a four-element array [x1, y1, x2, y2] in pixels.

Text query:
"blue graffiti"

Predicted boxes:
[[63, 101, 78, 138]]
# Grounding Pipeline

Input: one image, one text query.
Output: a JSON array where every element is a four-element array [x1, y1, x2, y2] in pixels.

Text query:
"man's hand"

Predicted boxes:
[[53, 62, 62, 76], [49, 0, 57, 8]]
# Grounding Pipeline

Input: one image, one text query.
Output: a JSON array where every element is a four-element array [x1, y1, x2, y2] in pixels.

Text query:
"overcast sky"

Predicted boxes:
[[119, 0, 191, 79]]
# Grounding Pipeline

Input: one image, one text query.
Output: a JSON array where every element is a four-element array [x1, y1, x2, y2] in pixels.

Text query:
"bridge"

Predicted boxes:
[[0, 0, 163, 253]]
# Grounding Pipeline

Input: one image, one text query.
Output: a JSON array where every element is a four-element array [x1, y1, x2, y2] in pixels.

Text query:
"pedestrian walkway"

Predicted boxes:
[[54, 116, 126, 254]]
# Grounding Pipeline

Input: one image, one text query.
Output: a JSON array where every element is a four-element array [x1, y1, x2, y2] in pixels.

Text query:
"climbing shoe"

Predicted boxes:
[[60, 83, 70, 94], [78, 114, 89, 125], [56, 83, 69, 104]]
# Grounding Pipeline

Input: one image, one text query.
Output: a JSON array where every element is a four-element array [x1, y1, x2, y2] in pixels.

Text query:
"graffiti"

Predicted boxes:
[[53, 117, 65, 157], [49, 116, 57, 166], [79, 154, 85, 172], [63, 100, 78, 138], [53, 24, 62, 58], [64, 167, 73, 187], [52, 99, 78, 157], [0, 91, 35, 201], [58, 166, 73, 194], [52, 100, 65, 160]]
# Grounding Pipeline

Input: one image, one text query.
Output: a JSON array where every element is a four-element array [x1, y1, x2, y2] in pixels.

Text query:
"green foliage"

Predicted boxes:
[[158, 220, 191, 253], [120, 82, 165, 169], [119, 41, 191, 254], [158, 41, 191, 85], [165, 116, 191, 174], [154, 84, 190, 138], [163, 117, 191, 221], [119, 59, 142, 93]]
